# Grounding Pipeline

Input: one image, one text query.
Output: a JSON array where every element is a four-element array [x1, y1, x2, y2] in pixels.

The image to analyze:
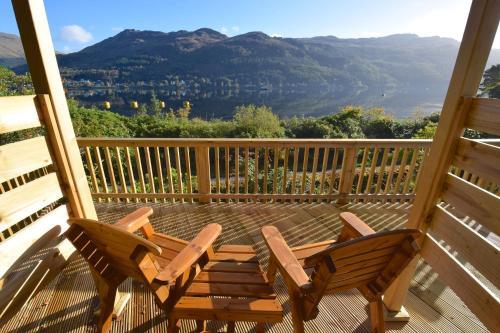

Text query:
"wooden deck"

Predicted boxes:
[[0, 202, 489, 333]]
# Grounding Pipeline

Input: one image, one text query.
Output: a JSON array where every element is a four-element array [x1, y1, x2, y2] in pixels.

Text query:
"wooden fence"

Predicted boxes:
[[77, 138, 433, 203]]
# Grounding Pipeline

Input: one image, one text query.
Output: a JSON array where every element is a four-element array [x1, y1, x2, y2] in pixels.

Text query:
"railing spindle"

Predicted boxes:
[[115, 147, 128, 201], [104, 147, 118, 201], [84, 146, 99, 196], [215, 146, 221, 202], [394, 148, 408, 194], [225, 146, 230, 199], [338, 147, 357, 204], [384, 148, 399, 196], [310, 147, 319, 201], [328, 148, 340, 195], [254, 148, 259, 201], [144, 146, 156, 202], [356, 147, 369, 194], [135, 147, 146, 201], [403, 148, 419, 194], [174, 147, 183, 203], [234, 146, 239, 200], [300, 147, 310, 202], [291, 146, 299, 195], [244, 147, 249, 201], [272, 147, 279, 196], [365, 148, 379, 195], [185, 147, 193, 203], [164, 147, 175, 202], [282, 147, 290, 198], [124, 147, 138, 202], [195, 146, 210, 203], [375, 148, 389, 194], [263, 147, 269, 195], [94, 147, 108, 200], [154, 147, 165, 202], [319, 147, 329, 195]]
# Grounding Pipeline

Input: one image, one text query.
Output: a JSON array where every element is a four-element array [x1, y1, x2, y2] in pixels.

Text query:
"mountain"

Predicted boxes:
[[0, 33, 25, 68], [5, 28, 500, 117], [56, 29, 500, 88]]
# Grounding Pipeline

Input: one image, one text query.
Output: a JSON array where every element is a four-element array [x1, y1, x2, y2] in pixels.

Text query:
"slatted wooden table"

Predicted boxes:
[[171, 244, 283, 333]]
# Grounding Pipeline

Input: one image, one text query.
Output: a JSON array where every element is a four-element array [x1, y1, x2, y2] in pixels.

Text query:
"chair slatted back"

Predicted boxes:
[[303, 229, 420, 319], [66, 218, 162, 281]]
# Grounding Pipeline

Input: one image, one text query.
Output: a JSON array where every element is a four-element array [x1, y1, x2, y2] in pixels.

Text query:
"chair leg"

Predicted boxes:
[[256, 322, 266, 333], [369, 297, 386, 333], [91, 272, 118, 333], [289, 292, 306, 333], [167, 314, 181, 333], [227, 321, 236, 332], [195, 320, 206, 332]]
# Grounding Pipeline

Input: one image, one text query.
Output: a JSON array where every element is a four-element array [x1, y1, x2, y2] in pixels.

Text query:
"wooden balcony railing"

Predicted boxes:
[[77, 138, 433, 203]]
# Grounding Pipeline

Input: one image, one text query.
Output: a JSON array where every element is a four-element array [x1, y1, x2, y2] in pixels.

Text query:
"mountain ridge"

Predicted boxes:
[[3, 29, 500, 117]]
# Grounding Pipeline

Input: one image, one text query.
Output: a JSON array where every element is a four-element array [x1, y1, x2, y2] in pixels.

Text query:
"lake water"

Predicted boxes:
[[67, 84, 446, 119]]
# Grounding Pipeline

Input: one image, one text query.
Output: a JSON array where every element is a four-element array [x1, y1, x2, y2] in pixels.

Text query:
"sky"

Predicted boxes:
[[1, 0, 498, 53]]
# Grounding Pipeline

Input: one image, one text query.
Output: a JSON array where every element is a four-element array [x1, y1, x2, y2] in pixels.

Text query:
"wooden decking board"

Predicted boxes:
[[410, 262, 489, 332], [0, 201, 488, 332]]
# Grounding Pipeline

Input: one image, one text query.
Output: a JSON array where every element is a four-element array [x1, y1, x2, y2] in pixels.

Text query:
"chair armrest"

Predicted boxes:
[[154, 223, 222, 284], [114, 207, 154, 237], [261, 226, 313, 292], [338, 212, 375, 242]]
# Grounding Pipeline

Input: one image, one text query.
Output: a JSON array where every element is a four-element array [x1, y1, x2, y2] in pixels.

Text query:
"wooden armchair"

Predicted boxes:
[[262, 212, 421, 333], [64, 207, 221, 333]]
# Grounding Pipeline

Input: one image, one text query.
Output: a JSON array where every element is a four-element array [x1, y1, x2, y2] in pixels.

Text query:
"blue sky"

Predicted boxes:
[[1, 0, 498, 53]]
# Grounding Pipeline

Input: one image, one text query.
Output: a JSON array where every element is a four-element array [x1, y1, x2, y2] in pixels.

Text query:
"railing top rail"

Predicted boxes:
[[77, 137, 434, 148]]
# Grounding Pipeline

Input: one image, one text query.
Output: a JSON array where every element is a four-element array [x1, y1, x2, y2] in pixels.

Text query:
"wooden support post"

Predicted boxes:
[[337, 147, 357, 205], [12, 0, 97, 220], [195, 146, 211, 203], [382, 0, 500, 318], [11, 0, 119, 322]]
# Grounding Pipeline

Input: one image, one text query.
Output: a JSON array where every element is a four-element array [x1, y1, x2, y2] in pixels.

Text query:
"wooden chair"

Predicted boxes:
[[64, 207, 222, 333], [261, 212, 421, 333]]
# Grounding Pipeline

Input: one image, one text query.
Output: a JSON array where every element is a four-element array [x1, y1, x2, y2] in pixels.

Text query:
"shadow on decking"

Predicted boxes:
[[0, 201, 488, 333]]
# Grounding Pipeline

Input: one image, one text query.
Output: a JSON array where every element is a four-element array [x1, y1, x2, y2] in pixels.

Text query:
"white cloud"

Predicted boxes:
[[62, 46, 72, 53], [270, 33, 283, 38], [220, 26, 228, 34], [231, 26, 240, 33], [59, 25, 93, 43]]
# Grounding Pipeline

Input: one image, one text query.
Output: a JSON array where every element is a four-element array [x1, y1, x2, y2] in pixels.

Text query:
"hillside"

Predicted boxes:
[[55, 29, 500, 87], [4, 28, 500, 117], [0, 33, 25, 68]]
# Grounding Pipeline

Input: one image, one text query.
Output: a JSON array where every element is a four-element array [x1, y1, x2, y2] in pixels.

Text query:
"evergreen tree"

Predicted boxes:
[[480, 64, 500, 98]]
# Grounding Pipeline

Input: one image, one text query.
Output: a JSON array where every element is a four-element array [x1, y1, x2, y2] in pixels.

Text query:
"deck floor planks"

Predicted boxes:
[[0, 201, 488, 333]]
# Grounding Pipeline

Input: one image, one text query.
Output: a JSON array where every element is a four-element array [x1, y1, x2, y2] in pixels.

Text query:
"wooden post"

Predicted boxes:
[[337, 147, 357, 204], [383, 0, 500, 317], [12, 0, 97, 220], [195, 146, 211, 203]]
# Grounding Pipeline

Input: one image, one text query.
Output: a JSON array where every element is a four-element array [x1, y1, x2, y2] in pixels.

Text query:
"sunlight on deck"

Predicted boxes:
[[0, 202, 487, 333]]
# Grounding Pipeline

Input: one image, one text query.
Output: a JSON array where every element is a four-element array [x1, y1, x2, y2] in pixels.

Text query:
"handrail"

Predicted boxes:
[[77, 138, 432, 148], [77, 138, 436, 204]]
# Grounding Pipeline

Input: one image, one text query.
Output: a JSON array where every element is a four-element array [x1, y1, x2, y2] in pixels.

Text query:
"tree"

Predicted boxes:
[[413, 122, 438, 139], [322, 106, 364, 138], [0, 66, 33, 96], [361, 108, 395, 138], [149, 90, 163, 117], [232, 104, 284, 138], [284, 117, 339, 138], [480, 64, 500, 98]]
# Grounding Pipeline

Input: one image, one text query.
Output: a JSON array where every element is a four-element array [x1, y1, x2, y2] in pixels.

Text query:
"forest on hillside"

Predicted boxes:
[[1, 65, 497, 144]]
